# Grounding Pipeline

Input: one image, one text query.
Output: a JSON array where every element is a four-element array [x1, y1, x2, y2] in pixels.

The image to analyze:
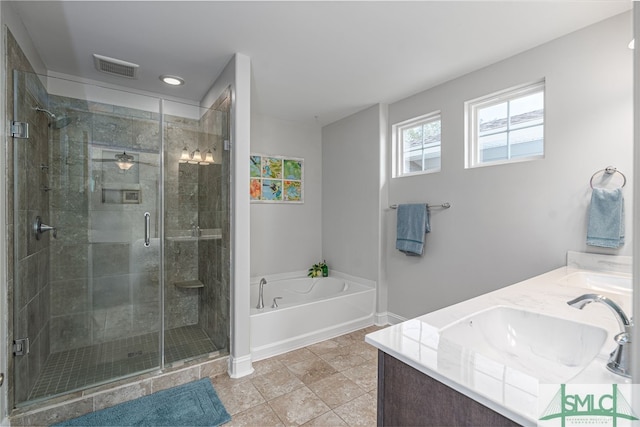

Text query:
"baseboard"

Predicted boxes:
[[228, 354, 254, 378], [251, 316, 374, 362], [383, 311, 407, 325], [374, 312, 388, 326]]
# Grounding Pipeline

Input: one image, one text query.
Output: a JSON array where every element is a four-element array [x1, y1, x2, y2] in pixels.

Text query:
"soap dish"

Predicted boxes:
[[173, 280, 204, 289]]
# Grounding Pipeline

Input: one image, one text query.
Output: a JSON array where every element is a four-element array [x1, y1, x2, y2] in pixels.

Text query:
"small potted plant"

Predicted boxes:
[[308, 263, 323, 278], [308, 260, 329, 278]]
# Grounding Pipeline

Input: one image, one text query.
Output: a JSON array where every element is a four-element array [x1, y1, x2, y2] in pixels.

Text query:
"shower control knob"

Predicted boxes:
[[34, 216, 57, 240]]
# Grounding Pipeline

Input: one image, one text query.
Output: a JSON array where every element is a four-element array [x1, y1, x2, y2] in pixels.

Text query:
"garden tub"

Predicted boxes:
[[250, 273, 376, 360]]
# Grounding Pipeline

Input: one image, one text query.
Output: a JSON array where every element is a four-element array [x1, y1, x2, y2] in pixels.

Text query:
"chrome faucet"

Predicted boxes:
[[567, 293, 632, 377], [256, 278, 267, 309], [271, 297, 283, 308]]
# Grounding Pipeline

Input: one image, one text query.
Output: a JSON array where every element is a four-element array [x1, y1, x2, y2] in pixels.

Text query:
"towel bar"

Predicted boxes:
[[389, 202, 451, 210], [590, 166, 626, 189]]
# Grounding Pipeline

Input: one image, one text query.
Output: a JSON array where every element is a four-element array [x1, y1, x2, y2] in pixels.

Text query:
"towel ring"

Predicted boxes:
[[589, 166, 626, 189]]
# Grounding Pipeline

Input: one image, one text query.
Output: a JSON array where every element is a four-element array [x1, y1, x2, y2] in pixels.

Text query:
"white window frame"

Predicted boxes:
[[392, 111, 442, 178], [465, 80, 545, 169]]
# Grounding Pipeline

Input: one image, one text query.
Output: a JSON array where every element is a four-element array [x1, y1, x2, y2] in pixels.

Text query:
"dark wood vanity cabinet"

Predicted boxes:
[[376, 351, 521, 426]]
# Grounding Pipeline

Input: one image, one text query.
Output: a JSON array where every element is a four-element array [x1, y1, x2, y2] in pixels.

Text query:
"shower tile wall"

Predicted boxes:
[[164, 115, 202, 330], [5, 30, 52, 406], [46, 94, 165, 353]]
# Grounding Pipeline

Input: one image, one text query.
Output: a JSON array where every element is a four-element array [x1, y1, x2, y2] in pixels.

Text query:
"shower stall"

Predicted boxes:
[[9, 67, 231, 406]]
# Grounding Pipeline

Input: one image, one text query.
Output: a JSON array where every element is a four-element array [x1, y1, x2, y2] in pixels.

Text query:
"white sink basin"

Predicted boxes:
[[439, 306, 608, 382], [558, 271, 631, 295]]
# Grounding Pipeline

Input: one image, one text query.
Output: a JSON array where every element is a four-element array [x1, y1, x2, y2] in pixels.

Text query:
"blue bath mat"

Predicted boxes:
[[52, 378, 231, 426]]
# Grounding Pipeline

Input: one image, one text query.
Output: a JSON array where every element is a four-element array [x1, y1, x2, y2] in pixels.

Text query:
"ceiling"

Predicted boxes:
[[10, 1, 632, 126]]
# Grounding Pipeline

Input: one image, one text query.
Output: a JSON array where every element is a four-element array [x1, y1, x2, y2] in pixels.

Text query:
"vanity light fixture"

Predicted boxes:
[[188, 148, 202, 164], [179, 146, 191, 163], [202, 149, 214, 165], [199, 149, 214, 165], [629, 39, 635, 50], [160, 75, 185, 86], [178, 147, 215, 165]]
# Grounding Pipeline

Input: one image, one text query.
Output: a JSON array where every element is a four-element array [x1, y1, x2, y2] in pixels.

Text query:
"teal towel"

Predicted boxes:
[[587, 187, 625, 248], [396, 204, 430, 256]]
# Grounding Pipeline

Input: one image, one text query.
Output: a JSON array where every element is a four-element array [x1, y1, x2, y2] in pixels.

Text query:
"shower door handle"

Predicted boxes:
[[144, 212, 151, 247]]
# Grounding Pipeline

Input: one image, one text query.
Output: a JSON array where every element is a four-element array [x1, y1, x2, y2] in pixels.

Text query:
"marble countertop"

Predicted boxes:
[[365, 252, 632, 426]]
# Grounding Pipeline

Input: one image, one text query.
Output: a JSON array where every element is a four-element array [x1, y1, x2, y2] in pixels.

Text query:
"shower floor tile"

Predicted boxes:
[[28, 325, 219, 401]]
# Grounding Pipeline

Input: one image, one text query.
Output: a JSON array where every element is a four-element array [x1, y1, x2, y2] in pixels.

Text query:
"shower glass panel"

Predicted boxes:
[[163, 94, 231, 364], [12, 71, 163, 404]]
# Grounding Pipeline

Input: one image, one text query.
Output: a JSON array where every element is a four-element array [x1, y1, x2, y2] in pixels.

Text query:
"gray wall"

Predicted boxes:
[[320, 12, 633, 321], [250, 114, 322, 276], [322, 105, 383, 282], [385, 12, 633, 319]]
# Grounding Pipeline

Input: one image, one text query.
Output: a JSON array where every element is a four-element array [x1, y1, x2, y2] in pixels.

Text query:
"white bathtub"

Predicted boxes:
[[250, 273, 376, 360]]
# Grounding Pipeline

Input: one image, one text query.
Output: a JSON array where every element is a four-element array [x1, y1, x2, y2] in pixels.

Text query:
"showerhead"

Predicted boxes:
[[51, 116, 72, 130], [34, 106, 71, 129]]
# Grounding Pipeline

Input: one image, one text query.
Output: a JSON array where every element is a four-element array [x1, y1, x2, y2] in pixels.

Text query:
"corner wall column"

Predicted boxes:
[[229, 53, 253, 378]]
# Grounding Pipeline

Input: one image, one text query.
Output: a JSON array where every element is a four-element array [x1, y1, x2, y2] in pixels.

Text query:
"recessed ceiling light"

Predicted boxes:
[[160, 75, 185, 86]]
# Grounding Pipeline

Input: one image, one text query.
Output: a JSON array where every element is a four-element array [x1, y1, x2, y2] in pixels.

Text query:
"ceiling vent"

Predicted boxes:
[[93, 54, 139, 79]]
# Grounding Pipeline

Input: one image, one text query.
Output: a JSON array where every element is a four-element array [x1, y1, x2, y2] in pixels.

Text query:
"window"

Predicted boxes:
[[466, 80, 544, 168], [393, 112, 441, 177]]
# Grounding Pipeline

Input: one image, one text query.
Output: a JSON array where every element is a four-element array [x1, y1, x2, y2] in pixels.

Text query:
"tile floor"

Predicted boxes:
[[30, 325, 219, 400], [211, 325, 384, 427], [212, 326, 380, 427]]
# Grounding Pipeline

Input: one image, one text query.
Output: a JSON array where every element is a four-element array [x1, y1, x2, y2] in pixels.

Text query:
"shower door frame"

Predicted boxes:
[[0, 49, 7, 427]]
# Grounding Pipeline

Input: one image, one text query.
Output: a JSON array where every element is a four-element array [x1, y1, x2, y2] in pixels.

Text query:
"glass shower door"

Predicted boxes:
[[162, 95, 231, 364], [12, 70, 163, 404]]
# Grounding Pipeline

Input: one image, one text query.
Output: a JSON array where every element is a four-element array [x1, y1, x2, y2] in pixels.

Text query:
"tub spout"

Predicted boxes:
[[567, 293, 632, 377], [256, 278, 267, 309]]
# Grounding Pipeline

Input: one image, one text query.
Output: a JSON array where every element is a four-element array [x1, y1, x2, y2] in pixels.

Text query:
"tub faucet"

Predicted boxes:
[[567, 293, 632, 377], [256, 278, 267, 309]]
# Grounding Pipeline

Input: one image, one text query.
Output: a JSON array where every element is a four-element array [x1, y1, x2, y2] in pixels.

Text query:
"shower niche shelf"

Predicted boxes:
[[165, 229, 222, 242], [173, 280, 204, 289]]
